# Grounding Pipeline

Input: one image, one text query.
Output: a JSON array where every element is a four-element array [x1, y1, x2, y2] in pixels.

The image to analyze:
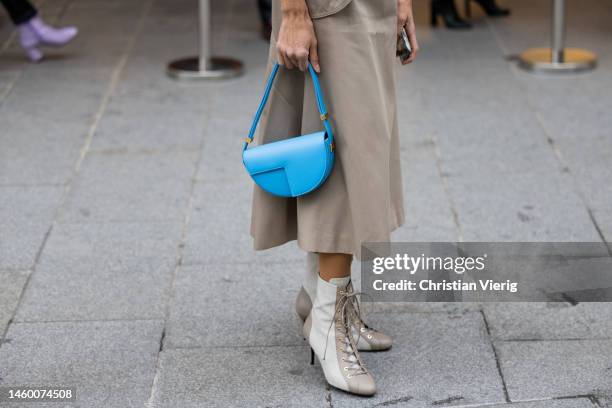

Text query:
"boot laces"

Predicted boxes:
[[324, 289, 368, 377], [346, 282, 378, 337]]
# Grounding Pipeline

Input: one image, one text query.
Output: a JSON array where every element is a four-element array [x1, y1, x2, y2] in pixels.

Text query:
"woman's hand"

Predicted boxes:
[[397, 0, 419, 64], [277, 0, 320, 72]]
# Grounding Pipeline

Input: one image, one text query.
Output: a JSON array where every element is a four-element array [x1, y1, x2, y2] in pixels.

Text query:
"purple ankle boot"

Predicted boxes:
[[19, 16, 78, 62]]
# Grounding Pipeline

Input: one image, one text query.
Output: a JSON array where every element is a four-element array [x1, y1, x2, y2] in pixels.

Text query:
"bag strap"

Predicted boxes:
[[243, 62, 333, 151]]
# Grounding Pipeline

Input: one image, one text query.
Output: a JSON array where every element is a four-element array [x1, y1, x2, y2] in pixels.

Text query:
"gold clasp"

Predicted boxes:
[[245, 137, 253, 144], [320, 112, 329, 121]]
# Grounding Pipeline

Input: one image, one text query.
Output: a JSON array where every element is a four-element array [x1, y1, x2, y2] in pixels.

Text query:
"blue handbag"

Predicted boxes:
[[243, 62, 335, 197]]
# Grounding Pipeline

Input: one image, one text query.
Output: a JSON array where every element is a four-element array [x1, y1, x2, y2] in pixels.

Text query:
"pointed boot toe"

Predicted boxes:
[[357, 328, 393, 352], [350, 374, 377, 396]]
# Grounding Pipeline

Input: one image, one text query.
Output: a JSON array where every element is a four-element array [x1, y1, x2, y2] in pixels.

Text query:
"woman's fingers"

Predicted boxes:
[[288, 47, 309, 71], [277, 49, 287, 67], [296, 48, 309, 71], [404, 23, 419, 64], [309, 41, 320, 72], [279, 46, 309, 71], [278, 45, 296, 69]]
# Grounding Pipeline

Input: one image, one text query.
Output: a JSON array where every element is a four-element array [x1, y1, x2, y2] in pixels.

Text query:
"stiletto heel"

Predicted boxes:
[[310, 348, 315, 366], [465, 0, 472, 18]]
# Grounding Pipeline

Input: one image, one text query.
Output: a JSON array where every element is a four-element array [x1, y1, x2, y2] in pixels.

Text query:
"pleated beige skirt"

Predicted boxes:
[[250, 0, 404, 259]]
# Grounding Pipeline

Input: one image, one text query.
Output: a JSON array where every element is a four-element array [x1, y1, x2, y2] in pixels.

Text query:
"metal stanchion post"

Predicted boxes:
[[167, 0, 243, 80], [517, 0, 597, 73]]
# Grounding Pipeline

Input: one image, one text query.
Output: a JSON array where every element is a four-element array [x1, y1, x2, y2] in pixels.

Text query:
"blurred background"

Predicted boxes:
[[0, 0, 611, 407]]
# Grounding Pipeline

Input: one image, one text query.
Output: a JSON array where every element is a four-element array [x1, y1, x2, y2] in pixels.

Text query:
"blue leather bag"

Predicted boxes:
[[243, 62, 335, 197]]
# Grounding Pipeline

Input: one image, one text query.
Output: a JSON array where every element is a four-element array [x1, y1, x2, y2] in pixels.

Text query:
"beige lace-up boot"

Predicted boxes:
[[303, 276, 376, 396], [296, 253, 392, 351]]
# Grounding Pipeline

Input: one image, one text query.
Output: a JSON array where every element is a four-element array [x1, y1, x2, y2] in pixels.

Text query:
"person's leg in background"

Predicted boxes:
[[466, 0, 510, 18], [1, 0, 78, 62], [256, 0, 271, 41], [431, 0, 472, 29], [1, 0, 36, 24]]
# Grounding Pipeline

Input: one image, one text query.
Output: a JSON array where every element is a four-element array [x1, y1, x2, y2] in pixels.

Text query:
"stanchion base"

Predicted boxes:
[[167, 56, 243, 80], [518, 48, 597, 73]]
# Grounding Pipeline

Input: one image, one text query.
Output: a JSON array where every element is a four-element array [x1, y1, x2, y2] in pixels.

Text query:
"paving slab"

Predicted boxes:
[[330, 312, 505, 407], [89, 16, 207, 153], [398, 145, 459, 242], [542, 136, 612, 213], [14, 222, 181, 322], [181, 180, 303, 265], [484, 303, 612, 341], [0, 270, 29, 336], [0, 67, 124, 186], [465, 399, 597, 408], [445, 170, 599, 241], [0, 320, 163, 408], [164, 262, 304, 349], [0, 185, 63, 270], [151, 346, 327, 408], [90, 94, 207, 153], [593, 209, 612, 246], [497, 339, 612, 401], [58, 151, 196, 223], [0, 120, 84, 186]]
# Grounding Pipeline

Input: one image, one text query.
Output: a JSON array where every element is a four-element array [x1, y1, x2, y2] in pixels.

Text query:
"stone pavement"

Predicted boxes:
[[1, 0, 611, 406]]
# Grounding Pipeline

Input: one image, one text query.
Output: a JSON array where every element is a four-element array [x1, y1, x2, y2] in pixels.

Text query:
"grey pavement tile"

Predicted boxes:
[[0, 68, 117, 186], [399, 145, 459, 241], [90, 95, 206, 153], [0, 270, 29, 336], [151, 346, 327, 408], [14, 222, 181, 322], [0, 121, 84, 186], [438, 136, 561, 179], [591, 210, 612, 244], [59, 151, 196, 223], [165, 262, 304, 349], [391, 223, 459, 243], [197, 115, 256, 182], [88, 21, 208, 153], [181, 180, 303, 265], [522, 75, 612, 146], [366, 302, 482, 315], [446, 170, 600, 241], [497, 339, 612, 401], [484, 303, 612, 341], [330, 312, 506, 407], [0, 185, 63, 270], [0, 320, 163, 408], [0, 70, 20, 103], [552, 137, 612, 212], [1, 68, 112, 118], [466, 399, 598, 408]]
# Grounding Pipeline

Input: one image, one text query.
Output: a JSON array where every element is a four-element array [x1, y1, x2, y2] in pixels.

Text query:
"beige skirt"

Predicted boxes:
[[250, 0, 404, 259]]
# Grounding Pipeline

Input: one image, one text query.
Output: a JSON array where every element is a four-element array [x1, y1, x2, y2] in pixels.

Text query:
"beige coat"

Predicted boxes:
[[250, 0, 404, 259]]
